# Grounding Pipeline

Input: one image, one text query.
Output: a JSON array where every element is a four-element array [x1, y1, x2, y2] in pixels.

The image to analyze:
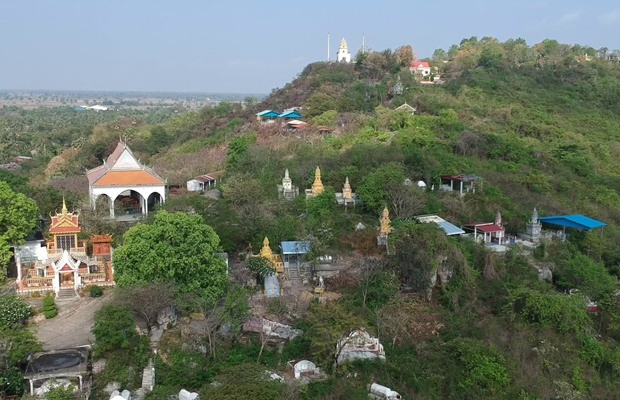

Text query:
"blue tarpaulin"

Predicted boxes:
[[538, 215, 606, 231]]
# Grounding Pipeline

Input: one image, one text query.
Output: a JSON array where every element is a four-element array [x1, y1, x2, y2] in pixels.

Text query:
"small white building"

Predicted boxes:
[[187, 172, 223, 192], [410, 61, 431, 76], [336, 329, 385, 365]]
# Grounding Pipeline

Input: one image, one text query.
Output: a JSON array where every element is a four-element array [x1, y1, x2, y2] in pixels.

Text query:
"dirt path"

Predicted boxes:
[[31, 293, 112, 351]]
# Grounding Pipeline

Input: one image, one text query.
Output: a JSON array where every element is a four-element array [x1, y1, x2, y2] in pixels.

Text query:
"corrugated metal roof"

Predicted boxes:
[[281, 241, 311, 255], [538, 215, 606, 230], [416, 215, 464, 236], [278, 110, 302, 119], [256, 110, 280, 117], [437, 221, 465, 236]]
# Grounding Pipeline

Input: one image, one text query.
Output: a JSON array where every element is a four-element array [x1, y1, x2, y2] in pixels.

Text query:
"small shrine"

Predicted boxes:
[[335, 177, 357, 206], [522, 208, 542, 242], [464, 210, 506, 252], [336, 329, 386, 365], [277, 169, 299, 200], [258, 237, 285, 274], [15, 199, 115, 296], [305, 166, 325, 199], [377, 207, 392, 246]]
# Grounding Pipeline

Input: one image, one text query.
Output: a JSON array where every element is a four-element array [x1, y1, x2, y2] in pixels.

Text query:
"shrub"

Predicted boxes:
[[42, 295, 58, 319], [90, 285, 104, 298], [0, 367, 24, 396], [92, 305, 137, 357], [0, 295, 31, 328]]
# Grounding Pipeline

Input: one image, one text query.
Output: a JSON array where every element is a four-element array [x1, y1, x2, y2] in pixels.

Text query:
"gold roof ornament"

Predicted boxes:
[[380, 206, 392, 235], [61, 197, 68, 215], [311, 166, 325, 196], [340, 38, 348, 49]]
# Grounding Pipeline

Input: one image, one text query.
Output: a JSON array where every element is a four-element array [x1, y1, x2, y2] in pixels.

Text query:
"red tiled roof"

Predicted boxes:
[[93, 170, 164, 187], [475, 224, 504, 233], [411, 61, 431, 68]]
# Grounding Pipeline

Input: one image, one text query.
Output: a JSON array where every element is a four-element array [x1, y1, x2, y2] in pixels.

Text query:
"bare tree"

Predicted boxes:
[[113, 282, 176, 334], [387, 183, 426, 220], [355, 257, 389, 311]]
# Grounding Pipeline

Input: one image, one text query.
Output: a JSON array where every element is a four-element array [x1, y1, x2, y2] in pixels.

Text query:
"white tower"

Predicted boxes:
[[337, 38, 352, 63], [282, 169, 292, 191]]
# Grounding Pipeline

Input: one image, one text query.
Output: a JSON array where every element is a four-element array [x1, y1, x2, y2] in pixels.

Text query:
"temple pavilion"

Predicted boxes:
[[87, 141, 166, 217], [15, 199, 115, 296], [335, 176, 357, 206]]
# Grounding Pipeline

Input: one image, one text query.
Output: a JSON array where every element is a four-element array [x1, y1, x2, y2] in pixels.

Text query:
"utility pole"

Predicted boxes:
[[362, 33, 365, 54], [327, 32, 330, 62]]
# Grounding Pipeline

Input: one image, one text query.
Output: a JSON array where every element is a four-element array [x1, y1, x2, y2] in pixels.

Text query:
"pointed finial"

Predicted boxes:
[[263, 237, 269, 247], [285, 169, 290, 178], [62, 197, 68, 215], [345, 176, 350, 185]]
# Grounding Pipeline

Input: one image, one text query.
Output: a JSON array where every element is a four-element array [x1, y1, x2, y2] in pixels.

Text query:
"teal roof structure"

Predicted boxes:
[[538, 215, 606, 231]]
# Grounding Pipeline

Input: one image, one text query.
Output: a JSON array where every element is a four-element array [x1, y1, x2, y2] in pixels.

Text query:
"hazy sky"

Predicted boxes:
[[1, 0, 618, 93]]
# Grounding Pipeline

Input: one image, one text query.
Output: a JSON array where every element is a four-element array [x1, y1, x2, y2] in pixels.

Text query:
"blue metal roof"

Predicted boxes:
[[437, 221, 466, 236], [281, 241, 311, 255], [256, 110, 280, 117], [278, 110, 302, 119], [538, 215, 607, 231]]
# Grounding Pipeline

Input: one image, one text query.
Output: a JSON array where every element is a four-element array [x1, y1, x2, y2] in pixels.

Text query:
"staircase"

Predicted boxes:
[[286, 268, 309, 315], [56, 288, 78, 301]]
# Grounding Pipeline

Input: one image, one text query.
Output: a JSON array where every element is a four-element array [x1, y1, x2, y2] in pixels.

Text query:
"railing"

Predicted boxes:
[[26, 276, 53, 287], [81, 273, 107, 282], [47, 245, 86, 255]]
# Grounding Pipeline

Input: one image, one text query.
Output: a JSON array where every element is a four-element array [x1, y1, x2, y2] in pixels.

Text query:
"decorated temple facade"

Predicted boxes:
[[15, 200, 115, 295], [335, 176, 358, 205], [278, 169, 299, 200]]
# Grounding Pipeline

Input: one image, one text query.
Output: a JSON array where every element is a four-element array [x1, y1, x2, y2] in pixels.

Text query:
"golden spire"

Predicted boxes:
[[311, 166, 325, 196], [340, 38, 348, 49], [62, 197, 68, 215], [260, 236, 274, 260], [380, 206, 392, 235], [343, 176, 352, 200]]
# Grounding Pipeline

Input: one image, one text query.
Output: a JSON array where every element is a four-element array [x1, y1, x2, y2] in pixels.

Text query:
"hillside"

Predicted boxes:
[[3, 38, 620, 399]]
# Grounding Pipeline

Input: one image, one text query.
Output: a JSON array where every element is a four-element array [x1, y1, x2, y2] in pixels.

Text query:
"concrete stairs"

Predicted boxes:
[[286, 268, 309, 315], [56, 288, 78, 301]]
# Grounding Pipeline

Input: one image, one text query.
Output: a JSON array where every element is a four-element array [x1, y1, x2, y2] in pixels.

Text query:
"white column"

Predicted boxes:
[[460, 181, 463, 195], [109, 197, 115, 218], [142, 195, 147, 215]]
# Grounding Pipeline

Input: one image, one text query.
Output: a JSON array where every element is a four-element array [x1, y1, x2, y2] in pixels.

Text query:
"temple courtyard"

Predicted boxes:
[[29, 293, 111, 351]]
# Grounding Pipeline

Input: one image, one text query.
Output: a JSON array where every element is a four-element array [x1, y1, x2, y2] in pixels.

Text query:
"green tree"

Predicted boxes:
[[356, 162, 406, 213], [113, 211, 228, 303], [248, 256, 275, 277], [0, 328, 41, 367], [555, 253, 619, 303], [219, 285, 251, 339], [0, 367, 24, 397], [303, 93, 337, 118], [226, 134, 257, 170], [92, 305, 137, 357], [0, 181, 38, 279]]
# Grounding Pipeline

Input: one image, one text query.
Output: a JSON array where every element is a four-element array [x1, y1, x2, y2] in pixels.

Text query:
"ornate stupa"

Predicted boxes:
[[380, 207, 392, 236], [342, 177, 352, 200], [306, 166, 325, 199], [278, 169, 298, 200]]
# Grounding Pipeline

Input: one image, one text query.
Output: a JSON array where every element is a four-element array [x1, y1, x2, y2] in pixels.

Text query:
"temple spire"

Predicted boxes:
[[380, 207, 392, 235], [62, 197, 68, 215], [311, 166, 325, 196]]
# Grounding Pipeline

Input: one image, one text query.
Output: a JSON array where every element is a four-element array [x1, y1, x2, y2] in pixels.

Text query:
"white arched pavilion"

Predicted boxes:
[[87, 142, 166, 217]]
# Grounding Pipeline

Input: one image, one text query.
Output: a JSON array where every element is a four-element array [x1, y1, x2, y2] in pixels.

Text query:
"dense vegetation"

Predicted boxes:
[[2, 37, 620, 399]]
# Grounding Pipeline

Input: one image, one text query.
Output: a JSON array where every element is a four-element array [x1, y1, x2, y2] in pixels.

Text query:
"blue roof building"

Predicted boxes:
[[538, 215, 606, 231], [278, 110, 303, 119], [256, 110, 281, 121], [280, 241, 311, 269]]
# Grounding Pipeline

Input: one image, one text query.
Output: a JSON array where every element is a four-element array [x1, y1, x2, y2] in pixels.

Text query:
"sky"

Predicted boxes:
[[0, 0, 618, 94]]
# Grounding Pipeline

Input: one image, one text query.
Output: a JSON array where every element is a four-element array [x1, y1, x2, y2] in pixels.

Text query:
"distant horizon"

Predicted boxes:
[[1, 1, 618, 93], [0, 88, 268, 96]]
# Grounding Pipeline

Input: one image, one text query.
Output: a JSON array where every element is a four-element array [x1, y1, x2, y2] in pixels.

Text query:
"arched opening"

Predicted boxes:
[[94, 194, 112, 217], [147, 192, 163, 213], [114, 190, 146, 216]]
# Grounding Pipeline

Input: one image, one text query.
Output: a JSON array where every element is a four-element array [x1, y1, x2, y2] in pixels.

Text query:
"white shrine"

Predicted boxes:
[[337, 38, 352, 63], [277, 169, 299, 200], [87, 142, 166, 217]]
